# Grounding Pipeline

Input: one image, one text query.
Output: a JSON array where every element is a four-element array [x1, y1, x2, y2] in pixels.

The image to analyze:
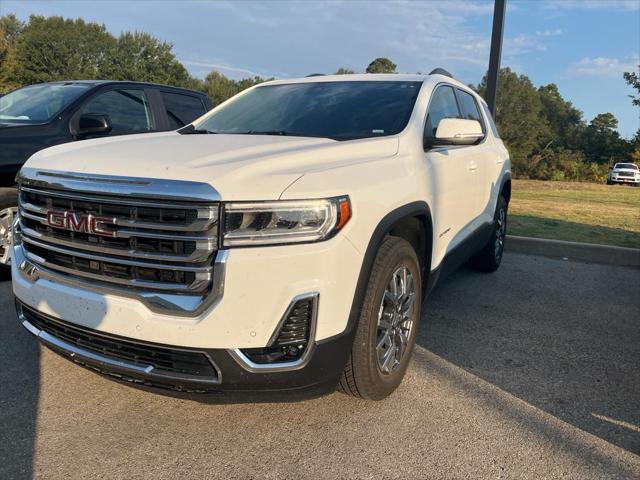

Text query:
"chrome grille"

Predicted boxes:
[[17, 183, 219, 295], [617, 171, 634, 177]]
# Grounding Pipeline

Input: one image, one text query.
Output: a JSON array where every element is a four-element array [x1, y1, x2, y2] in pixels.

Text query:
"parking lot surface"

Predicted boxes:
[[1, 253, 639, 479]]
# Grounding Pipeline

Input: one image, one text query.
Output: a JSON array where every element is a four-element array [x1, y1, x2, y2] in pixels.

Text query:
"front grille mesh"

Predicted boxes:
[[18, 185, 218, 294], [20, 303, 219, 381]]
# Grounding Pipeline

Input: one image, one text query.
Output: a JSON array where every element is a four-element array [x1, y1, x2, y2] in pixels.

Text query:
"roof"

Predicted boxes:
[[31, 80, 207, 95], [262, 72, 470, 91]]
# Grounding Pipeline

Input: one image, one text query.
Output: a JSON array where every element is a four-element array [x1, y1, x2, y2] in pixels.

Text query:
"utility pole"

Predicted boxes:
[[485, 0, 506, 116]]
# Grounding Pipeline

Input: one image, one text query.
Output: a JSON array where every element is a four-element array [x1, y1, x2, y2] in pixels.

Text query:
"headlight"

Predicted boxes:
[[222, 196, 351, 247]]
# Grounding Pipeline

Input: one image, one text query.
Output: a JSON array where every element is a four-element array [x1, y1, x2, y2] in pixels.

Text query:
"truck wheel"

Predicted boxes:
[[339, 236, 422, 400], [0, 187, 18, 278], [470, 195, 507, 273]]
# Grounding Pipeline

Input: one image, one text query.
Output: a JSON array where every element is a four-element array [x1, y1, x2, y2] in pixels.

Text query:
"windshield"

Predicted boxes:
[[0, 83, 91, 123], [193, 81, 423, 141], [615, 163, 638, 170]]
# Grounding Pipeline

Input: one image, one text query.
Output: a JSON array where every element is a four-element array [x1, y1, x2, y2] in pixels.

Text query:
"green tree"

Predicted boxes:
[[366, 57, 396, 74], [0, 14, 24, 92], [99, 31, 194, 86], [202, 71, 271, 106], [623, 65, 640, 107], [11, 15, 116, 85], [335, 67, 355, 75], [537, 83, 585, 151], [477, 68, 547, 176], [584, 113, 629, 164]]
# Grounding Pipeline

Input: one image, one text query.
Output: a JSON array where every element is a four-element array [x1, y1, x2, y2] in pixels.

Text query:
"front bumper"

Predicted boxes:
[[16, 300, 354, 395], [610, 176, 640, 183]]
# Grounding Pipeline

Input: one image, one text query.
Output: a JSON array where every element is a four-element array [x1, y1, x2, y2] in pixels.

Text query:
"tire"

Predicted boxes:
[[0, 187, 18, 279], [470, 195, 507, 273], [339, 236, 422, 400]]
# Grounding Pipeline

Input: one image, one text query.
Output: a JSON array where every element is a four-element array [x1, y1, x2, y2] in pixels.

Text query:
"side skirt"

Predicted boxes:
[[425, 221, 494, 296]]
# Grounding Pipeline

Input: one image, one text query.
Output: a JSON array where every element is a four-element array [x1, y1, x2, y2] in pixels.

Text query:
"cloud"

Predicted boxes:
[[536, 28, 563, 37], [567, 56, 639, 77], [181, 60, 289, 79], [544, 0, 640, 11]]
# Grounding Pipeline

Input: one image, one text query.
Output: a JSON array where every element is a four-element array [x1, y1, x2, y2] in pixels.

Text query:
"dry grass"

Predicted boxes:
[[509, 180, 640, 249]]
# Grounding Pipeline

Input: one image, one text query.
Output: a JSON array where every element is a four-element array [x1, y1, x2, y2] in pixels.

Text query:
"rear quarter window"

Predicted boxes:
[[161, 92, 207, 129]]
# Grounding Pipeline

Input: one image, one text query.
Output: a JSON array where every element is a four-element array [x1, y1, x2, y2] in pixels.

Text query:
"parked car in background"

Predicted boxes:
[[607, 162, 640, 186], [0, 81, 213, 267]]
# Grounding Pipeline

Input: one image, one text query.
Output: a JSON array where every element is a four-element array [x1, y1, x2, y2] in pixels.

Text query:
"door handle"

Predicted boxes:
[[467, 161, 478, 172]]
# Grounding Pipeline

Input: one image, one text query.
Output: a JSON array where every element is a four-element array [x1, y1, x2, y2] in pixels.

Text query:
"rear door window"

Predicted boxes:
[[80, 89, 154, 135], [161, 92, 207, 129]]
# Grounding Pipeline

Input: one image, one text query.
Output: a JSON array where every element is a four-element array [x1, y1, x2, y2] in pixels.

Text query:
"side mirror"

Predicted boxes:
[[77, 113, 112, 137], [431, 118, 484, 147]]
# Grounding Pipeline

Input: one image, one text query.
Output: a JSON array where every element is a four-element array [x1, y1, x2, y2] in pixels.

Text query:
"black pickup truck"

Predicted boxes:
[[0, 80, 213, 267]]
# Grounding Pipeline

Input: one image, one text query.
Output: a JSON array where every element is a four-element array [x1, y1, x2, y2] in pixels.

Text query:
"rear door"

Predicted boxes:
[[454, 88, 494, 225], [423, 84, 480, 252]]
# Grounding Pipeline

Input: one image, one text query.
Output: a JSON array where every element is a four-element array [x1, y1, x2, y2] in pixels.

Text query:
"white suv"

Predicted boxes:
[[607, 163, 640, 186], [13, 71, 511, 400]]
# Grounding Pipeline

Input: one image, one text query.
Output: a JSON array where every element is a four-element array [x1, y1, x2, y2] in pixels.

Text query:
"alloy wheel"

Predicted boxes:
[[376, 266, 416, 375], [0, 207, 18, 266]]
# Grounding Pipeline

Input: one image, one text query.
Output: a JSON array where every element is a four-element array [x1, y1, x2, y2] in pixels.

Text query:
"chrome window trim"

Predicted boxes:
[[17, 302, 222, 385], [228, 292, 319, 373]]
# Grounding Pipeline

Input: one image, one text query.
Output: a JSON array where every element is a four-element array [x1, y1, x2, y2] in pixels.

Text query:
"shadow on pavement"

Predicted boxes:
[[417, 254, 640, 455], [0, 285, 39, 480]]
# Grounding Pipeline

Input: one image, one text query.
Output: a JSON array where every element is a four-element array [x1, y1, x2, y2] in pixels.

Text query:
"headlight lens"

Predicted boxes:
[[222, 197, 351, 247]]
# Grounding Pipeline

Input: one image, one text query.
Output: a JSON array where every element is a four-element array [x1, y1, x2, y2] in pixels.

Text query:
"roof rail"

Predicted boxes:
[[306, 73, 325, 77], [429, 68, 454, 78]]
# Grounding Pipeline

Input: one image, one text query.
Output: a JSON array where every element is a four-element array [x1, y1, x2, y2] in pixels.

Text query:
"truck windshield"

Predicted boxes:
[[615, 163, 638, 170], [192, 81, 423, 141], [0, 83, 91, 123]]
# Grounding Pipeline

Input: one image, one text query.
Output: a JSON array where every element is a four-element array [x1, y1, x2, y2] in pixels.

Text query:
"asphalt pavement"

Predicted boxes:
[[1, 253, 639, 479]]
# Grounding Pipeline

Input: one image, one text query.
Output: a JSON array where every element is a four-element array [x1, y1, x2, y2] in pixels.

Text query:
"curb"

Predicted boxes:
[[505, 235, 640, 267]]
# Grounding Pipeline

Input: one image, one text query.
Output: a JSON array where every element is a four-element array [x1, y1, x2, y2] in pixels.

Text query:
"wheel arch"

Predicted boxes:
[[327, 201, 433, 346], [500, 172, 512, 205]]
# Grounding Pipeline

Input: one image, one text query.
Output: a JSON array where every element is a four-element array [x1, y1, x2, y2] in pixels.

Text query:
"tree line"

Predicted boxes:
[[1, 14, 638, 182]]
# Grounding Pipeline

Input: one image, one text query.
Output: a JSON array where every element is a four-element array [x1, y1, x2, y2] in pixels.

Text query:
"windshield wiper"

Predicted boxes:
[[245, 130, 289, 136], [178, 124, 218, 135]]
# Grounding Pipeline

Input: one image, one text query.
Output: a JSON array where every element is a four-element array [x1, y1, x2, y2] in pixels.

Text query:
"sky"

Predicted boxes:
[[1, 0, 639, 138]]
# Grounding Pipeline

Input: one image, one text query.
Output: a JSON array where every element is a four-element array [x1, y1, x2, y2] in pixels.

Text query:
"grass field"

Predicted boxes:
[[509, 180, 640, 249]]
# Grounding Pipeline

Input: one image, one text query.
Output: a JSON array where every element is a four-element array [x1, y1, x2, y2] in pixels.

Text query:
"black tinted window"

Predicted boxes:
[[424, 86, 459, 139], [81, 89, 154, 135], [195, 81, 422, 141], [161, 92, 206, 129], [456, 89, 482, 125]]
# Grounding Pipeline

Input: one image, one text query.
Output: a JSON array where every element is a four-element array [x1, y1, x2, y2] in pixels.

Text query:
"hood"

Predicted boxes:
[[24, 131, 399, 200]]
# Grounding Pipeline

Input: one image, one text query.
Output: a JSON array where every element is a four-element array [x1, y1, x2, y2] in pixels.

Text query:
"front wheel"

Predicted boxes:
[[339, 236, 422, 400]]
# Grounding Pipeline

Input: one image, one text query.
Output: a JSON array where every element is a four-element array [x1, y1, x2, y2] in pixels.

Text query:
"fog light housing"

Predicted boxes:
[[240, 293, 318, 365]]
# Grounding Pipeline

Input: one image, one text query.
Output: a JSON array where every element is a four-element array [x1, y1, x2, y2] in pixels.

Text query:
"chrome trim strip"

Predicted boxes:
[[228, 292, 319, 373], [17, 168, 221, 203], [22, 247, 211, 293], [17, 303, 222, 385], [21, 235, 212, 273], [20, 225, 215, 263], [19, 199, 218, 233], [15, 244, 229, 316]]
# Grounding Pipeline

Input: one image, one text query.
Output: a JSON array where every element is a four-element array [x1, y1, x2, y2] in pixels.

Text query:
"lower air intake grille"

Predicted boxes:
[[19, 304, 219, 384]]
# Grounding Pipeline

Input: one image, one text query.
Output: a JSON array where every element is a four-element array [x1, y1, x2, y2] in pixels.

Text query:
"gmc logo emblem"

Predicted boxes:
[[46, 211, 117, 237]]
